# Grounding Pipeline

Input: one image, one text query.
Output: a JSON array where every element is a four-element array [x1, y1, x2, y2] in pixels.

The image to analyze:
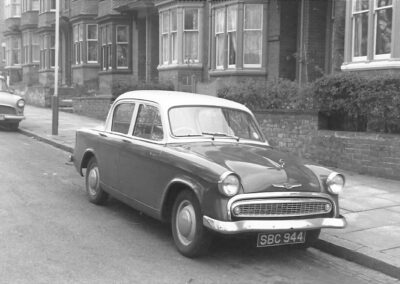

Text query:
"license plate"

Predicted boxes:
[[257, 231, 306, 247]]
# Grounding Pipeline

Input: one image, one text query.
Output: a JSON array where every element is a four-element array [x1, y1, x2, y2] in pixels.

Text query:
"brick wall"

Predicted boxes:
[[255, 110, 319, 158], [255, 111, 400, 180], [72, 95, 113, 120]]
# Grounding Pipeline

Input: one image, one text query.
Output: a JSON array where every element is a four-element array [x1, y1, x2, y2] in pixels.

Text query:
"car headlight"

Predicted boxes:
[[17, 99, 25, 108], [326, 172, 345, 195], [218, 172, 240, 197]]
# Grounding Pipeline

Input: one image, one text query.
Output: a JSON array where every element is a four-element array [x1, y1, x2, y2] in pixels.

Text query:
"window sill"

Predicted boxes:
[[72, 63, 101, 69], [341, 59, 400, 71], [209, 68, 267, 77], [98, 69, 132, 75], [157, 63, 203, 71]]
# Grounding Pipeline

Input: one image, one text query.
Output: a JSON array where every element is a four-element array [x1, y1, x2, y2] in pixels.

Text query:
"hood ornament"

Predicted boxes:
[[272, 183, 302, 190]]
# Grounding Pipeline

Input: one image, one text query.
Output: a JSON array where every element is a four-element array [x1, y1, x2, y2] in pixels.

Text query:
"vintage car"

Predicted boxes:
[[72, 90, 346, 257], [0, 76, 25, 130]]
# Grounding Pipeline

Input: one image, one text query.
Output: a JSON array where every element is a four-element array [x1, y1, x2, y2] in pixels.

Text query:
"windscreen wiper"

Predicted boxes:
[[202, 132, 240, 142]]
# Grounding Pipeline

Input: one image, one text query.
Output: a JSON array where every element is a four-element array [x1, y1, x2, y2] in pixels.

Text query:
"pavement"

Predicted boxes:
[[16, 105, 400, 280]]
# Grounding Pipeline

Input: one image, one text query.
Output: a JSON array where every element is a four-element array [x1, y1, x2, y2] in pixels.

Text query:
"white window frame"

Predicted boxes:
[[374, 0, 393, 59], [215, 7, 225, 69], [87, 24, 98, 64], [73, 24, 83, 65], [22, 31, 30, 64], [32, 33, 39, 63], [161, 11, 170, 65], [116, 25, 129, 69], [183, 8, 199, 64], [243, 4, 263, 68]]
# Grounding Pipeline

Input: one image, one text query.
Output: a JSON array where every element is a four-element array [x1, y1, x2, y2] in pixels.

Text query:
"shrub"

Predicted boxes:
[[111, 81, 174, 99], [217, 78, 313, 111], [312, 72, 400, 133]]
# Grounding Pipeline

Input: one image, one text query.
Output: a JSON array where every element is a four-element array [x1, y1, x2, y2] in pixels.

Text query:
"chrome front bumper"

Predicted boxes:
[[0, 114, 25, 121], [203, 215, 347, 234]]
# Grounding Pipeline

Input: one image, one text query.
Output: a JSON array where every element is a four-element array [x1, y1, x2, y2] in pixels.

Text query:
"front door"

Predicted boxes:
[[118, 103, 165, 211]]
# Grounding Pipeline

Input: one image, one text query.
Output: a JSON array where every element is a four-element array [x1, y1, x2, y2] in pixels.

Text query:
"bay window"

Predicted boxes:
[[39, 33, 54, 70], [39, 0, 55, 13], [159, 6, 202, 66], [22, 0, 39, 12], [99, 23, 130, 71], [5, 0, 21, 18], [212, 3, 264, 71], [5, 37, 21, 66], [345, 0, 399, 68]]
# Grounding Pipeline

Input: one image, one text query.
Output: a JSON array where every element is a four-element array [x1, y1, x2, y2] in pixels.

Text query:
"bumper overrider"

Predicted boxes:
[[203, 215, 347, 234]]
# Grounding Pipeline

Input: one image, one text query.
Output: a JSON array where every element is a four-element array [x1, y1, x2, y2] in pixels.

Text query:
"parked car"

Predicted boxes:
[[71, 90, 346, 257], [0, 76, 25, 130]]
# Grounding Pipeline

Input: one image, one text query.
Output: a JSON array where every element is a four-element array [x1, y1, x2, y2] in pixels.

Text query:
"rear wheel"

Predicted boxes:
[[171, 190, 212, 258], [85, 157, 109, 205]]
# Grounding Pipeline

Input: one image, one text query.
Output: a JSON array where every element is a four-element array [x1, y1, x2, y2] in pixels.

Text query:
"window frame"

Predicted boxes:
[[183, 7, 200, 63], [374, 0, 393, 59], [87, 24, 98, 64], [212, 2, 265, 71], [116, 25, 129, 69], [243, 4, 263, 68], [132, 103, 164, 142]]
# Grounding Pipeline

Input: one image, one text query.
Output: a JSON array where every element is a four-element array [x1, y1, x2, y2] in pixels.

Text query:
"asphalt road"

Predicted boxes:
[[0, 130, 399, 284]]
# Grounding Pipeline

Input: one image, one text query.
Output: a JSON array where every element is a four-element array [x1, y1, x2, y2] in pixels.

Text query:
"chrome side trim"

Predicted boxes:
[[227, 192, 338, 220], [203, 215, 347, 234]]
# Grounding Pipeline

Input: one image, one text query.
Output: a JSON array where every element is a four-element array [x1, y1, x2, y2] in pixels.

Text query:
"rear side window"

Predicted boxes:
[[133, 104, 163, 141], [111, 103, 135, 134]]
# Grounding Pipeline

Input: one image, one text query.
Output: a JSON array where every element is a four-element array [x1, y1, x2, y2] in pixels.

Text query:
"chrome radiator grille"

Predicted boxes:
[[231, 198, 333, 218], [0, 105, 16, 115]]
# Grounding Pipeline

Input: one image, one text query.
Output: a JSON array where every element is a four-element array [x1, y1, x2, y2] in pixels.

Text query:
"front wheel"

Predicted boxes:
[[85, 157, 109, 205], [171, 190, 212, 258]]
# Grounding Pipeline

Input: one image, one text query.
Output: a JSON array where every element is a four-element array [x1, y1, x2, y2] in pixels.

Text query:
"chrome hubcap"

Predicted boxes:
[[176, 201, 196, 246], [87, 166, 99, 196]]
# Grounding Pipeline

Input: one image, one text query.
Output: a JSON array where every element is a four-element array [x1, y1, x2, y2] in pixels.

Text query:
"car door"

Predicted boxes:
[[118, 103, 165, 211], [98, 102, 136, 191]]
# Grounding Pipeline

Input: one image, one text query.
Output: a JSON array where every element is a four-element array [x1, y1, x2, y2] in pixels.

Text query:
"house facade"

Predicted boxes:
[[1, 0, 397, 97]]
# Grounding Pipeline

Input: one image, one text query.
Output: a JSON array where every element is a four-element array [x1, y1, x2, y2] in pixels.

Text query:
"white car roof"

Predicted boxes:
[[116, 90, 251, 113]]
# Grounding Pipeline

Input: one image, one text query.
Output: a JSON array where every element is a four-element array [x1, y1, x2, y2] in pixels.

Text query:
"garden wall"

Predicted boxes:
[[255, 111, 400, 180], [71, 95, 113, 120]]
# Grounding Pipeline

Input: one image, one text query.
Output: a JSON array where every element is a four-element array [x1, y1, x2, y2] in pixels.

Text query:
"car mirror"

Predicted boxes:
[[8, 88, 15, 94]]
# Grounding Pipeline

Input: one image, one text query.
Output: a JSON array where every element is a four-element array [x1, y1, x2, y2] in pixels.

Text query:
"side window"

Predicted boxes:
[[111, 103, 135, 134], [133, 104, 164, 141]]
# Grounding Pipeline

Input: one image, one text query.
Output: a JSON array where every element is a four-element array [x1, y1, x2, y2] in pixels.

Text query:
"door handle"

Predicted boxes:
[[99, 133, 108, 137], [122, 139, 132, 144], [148, 151, 157, 157]]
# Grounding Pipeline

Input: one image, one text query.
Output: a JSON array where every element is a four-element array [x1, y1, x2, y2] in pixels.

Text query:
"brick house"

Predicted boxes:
[[1, 0, 397, 97]]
